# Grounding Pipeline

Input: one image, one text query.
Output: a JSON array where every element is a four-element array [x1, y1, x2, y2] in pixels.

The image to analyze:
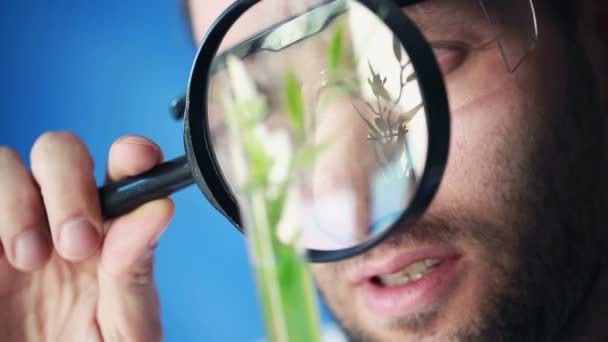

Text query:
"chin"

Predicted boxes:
[[318, 247, 499, 341]]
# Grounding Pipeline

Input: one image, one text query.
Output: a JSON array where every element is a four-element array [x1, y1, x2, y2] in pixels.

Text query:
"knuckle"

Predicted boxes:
[[112, 135, 160, 152], [0, 146, 21, 165], [18, 185, 43, 209], [31, 131, 93, 168], [0, 147, 28, 187], [0, 151, 46, 244], [0, 173, 44, 235], [32, 131, 79, 154]]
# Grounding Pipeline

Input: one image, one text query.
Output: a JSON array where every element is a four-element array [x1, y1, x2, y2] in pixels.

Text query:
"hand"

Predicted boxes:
[[0, 133, 174, 342]]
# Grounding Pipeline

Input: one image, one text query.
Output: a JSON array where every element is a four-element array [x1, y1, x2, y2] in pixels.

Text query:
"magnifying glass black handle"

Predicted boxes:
[[98, 155, 194, 219]]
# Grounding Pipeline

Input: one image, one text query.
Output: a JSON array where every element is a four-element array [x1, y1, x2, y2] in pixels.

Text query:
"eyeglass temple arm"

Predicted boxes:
[[98, 155, 194, 219]]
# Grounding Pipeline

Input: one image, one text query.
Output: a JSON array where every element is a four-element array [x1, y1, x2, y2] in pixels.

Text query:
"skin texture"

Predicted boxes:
[[0, 134, 173, 341], [311, 2, 608, 341], [0, 0, 607, 341], [189, 0, 608, 341]]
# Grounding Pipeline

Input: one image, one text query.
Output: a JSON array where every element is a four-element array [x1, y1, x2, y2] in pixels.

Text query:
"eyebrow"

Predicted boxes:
[[404, 1, 459, 36], [402, 0, 490, 43]]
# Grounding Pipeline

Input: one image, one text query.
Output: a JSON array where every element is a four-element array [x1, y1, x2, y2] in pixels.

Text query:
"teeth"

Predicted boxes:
[[425, 259, 441, 267], [377, 259, 442, 287]]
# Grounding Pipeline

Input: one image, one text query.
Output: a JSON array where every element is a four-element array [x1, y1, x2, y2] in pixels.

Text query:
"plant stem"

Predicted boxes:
[[248, 189, 322, 342], [250, 189, 290, 342]]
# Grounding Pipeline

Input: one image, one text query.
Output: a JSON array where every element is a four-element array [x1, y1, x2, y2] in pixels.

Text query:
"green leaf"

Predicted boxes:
[[316, 80, 358, 112], [284, 71, 306, 137], [234, 96, 268, 127], [243, 133, 271, 187], [293, 144, 327, 170], [266, 182, 289, 227], [328, 24, 344, 75]]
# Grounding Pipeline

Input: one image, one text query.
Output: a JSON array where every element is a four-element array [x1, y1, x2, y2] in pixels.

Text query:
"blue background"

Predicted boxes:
[[0, 1, 335, 341]]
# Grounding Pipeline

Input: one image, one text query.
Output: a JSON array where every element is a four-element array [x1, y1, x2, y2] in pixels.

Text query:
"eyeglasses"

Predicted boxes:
[[100, 0, 538, 262]]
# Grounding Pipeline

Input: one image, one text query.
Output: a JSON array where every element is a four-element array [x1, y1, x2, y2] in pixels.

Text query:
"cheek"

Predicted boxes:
[[429, 58, 539, 221], [310, 264, 346, 311], [311, 263, 352, 301], [311, 262, 368, 327]]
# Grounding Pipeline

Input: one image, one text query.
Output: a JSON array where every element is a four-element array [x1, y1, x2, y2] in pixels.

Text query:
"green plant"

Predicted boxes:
[[357, 35, 421, 180], [219, 16, 422, 341], [222, 56, 322, 342]]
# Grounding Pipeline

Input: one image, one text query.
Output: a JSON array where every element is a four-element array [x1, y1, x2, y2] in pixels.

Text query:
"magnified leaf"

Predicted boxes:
[[397, 103, 424, 124], [293, 144, 327, 170], [392, 35, 403, 62], [367, 60, 377, 77], [406, 72, 417, 83], [396, 124, 407, 146], [363, 117, 382, 138], [328, 24, 344, 76], [284, 71, 306, 137], [367, 60, 391, 102], [374, 117, 388, 132], [243, 133, 271, 188], [227, 55, 259, 102]]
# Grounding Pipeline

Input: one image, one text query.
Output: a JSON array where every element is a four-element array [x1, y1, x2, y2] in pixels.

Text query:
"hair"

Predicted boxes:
[[547, 0, 578, 34]]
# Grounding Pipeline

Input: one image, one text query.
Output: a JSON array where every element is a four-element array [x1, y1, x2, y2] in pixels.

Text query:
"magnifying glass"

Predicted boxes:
[[99, 0, 448, 262], [99, 0, 537, 262]]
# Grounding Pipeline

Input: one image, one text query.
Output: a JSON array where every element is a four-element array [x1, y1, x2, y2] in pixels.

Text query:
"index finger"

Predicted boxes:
[[107, 135, 164, 182]]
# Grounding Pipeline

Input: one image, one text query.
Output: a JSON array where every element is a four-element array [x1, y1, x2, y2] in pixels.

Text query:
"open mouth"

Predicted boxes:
[[372, 259, 444, 287], [355, 249, 463, 317]]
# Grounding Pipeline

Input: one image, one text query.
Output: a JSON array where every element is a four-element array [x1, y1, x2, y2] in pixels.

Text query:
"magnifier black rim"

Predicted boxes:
[[185, 0, 450, 263]]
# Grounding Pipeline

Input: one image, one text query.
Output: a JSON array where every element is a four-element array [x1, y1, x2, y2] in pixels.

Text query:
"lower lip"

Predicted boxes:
[[359, 258, 462, 317]]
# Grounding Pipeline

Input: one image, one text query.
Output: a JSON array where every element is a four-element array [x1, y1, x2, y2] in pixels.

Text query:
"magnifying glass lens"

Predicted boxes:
[[205, 0, 431, 252]]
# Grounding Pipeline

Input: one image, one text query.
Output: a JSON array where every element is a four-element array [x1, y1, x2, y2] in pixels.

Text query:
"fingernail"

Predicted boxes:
[[14, 229, 49, 270], [59, 218, 100, 261], [117, 136, 160, 150]]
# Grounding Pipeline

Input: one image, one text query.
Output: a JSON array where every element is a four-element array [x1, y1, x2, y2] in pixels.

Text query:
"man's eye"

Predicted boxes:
[[431, 41, 470, 75]]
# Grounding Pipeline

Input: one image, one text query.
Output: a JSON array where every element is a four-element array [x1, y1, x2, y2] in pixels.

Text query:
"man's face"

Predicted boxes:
[[189, 1, 607, 340]]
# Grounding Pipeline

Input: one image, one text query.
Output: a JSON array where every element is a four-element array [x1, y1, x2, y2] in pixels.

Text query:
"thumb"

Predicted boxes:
[[96, 198, 174, 342]]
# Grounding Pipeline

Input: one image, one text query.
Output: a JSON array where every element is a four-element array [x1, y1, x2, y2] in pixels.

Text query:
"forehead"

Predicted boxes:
[[187, 0, 232, 44], [188, 0, 322, 46], [186, 0, 486, 46]]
